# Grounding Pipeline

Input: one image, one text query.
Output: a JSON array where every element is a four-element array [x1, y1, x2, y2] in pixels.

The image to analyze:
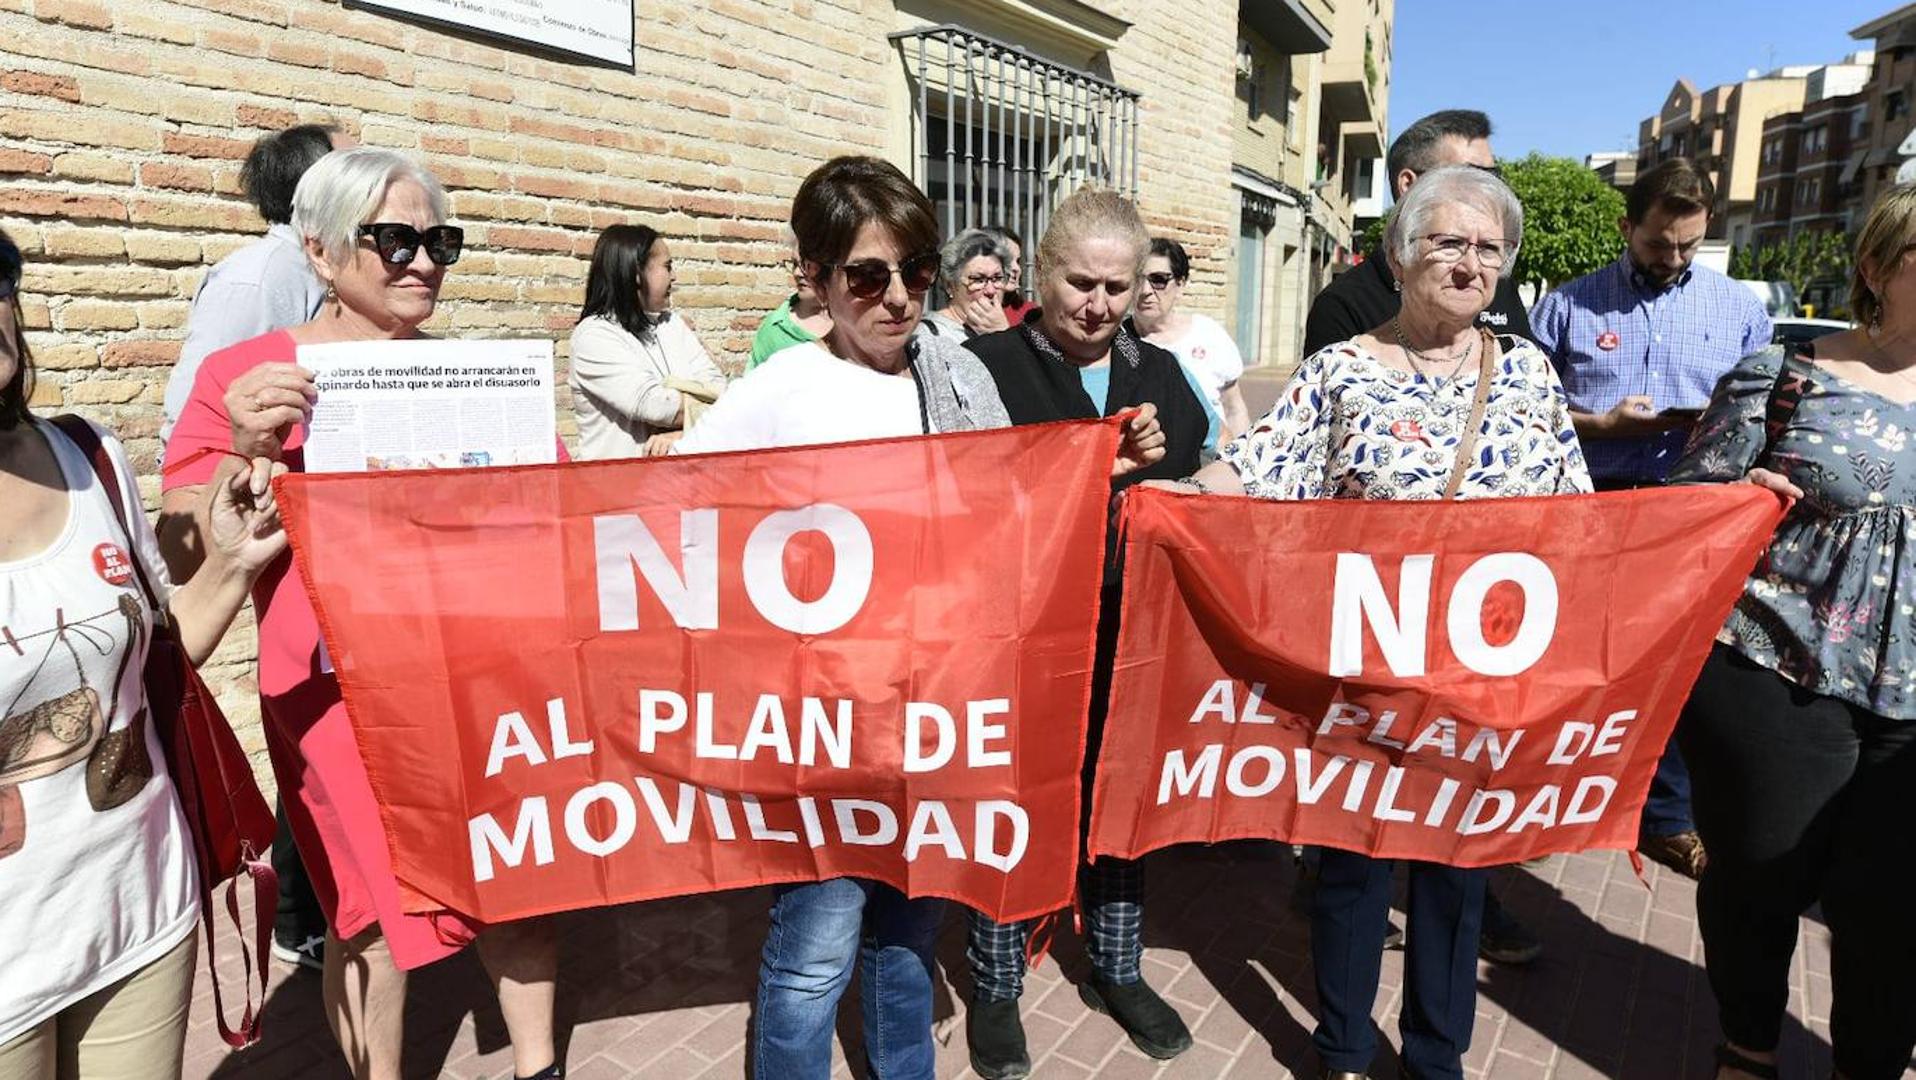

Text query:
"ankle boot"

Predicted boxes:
[[1078, 976, 1193, 1059], [966, 997, 1031, 1079]]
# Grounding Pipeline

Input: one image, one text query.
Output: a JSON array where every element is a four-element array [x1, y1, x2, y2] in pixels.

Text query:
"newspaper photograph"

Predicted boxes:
[[296, 339, 558, 474]]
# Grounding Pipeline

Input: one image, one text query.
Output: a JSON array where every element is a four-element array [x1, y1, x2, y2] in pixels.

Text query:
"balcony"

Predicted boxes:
[[1320, 5, 1384, 131], [1239, 0, 1332, 53]]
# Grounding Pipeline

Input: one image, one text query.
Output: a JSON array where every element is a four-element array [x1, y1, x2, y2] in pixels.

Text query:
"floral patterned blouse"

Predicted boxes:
[[1669, 345, 1916, 718], [1220, 336, 1592, 501]]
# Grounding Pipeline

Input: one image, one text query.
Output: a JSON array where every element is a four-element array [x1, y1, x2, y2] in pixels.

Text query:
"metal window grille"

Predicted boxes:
[[891, 25, 1141, 285]]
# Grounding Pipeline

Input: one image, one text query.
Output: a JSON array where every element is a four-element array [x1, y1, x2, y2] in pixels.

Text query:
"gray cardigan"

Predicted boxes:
[[909, 331, 1011, 434]]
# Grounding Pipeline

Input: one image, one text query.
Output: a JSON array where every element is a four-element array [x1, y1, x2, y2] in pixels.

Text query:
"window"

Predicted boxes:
[[1286, 87, 1301, 150], [894, 25, 1140, 269], [1801, 126, 1826, 155], [1889, 90, 1909, 122], [1853, 104, 1869, 139]]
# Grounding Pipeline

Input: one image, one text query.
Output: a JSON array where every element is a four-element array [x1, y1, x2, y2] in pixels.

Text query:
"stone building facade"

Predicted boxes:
[[1, 0, 1385, 788]]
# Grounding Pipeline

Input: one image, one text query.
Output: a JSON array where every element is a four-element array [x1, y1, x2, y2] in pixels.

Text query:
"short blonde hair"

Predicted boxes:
[[1850, 182, 1916, 327], [291, 147, 448, 267], [1036, 187, 1149, 283]]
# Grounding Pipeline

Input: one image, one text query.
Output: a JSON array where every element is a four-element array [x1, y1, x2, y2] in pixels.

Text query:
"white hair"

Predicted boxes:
[[291, 147, 448, 267], [1384, 164, 1524, 280]]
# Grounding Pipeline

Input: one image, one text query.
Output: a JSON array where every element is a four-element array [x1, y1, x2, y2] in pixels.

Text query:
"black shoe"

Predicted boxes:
[[271, 933, 325, 972], [966, 998, 1031, 1080], [1077, 977, 1193, 1060], [1479, 895, 1542, 966]]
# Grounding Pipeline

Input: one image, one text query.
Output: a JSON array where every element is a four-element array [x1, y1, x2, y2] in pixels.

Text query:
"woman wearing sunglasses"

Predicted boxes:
[[159, 148, 562, 1080], [958, 189, 1208, 1080], [1133, 237, 1249, 444], [676, 157, 1162, 1080], [570, 223, 726, 459], [916, 227, 1012, 341]]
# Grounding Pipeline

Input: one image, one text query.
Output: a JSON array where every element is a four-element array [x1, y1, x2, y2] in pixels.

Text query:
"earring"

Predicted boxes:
[[1392, 278, 1401, 293]]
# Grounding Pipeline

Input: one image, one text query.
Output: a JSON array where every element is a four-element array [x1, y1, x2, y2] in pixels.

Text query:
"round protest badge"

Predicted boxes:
[[1596, 330, 1620, 351], [92, 543, 133, 587], [1388, 419, 1426, 443]]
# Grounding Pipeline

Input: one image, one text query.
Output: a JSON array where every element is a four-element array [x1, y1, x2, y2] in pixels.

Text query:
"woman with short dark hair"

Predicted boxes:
[[1133, 236, 1247, 443], [680, 158, 1161, 1080], [570, 223, 725, 459]]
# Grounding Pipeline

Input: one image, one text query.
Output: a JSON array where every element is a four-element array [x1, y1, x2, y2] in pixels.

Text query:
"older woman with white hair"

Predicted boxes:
[[917, 227, 1013, 341], [1162, 164, 1589, 1080], [159, 148, 561, 1080]]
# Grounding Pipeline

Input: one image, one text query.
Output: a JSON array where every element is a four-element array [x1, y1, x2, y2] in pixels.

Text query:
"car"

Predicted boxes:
[[1738, 279, 1800, 318], [1772, 317, 1850, 352]]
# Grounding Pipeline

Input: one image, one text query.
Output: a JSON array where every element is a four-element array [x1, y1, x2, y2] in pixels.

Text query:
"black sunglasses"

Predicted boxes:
[[357, 223, 464, 267], [823, 252, 940, 300]]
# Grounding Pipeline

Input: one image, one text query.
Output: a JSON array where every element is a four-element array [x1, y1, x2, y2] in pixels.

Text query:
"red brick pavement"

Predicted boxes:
[[182, 845, 1866, 1079]]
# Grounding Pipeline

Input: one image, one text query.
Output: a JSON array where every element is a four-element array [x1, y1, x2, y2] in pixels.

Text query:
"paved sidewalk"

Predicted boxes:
[[183, 844, 1866, 1079]]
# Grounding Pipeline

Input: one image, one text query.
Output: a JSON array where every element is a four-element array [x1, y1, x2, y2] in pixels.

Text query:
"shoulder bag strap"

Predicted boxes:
[[1760, 351, 1812, 465], [47, 416, 166, 615], [1443, 330, 1497, 500]]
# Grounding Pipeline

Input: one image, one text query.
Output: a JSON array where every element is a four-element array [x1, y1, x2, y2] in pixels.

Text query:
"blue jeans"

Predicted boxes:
[[1311, 849, 1485, 1080], [752, 877, 946, 1080], [1639, 739, 1696, 838]]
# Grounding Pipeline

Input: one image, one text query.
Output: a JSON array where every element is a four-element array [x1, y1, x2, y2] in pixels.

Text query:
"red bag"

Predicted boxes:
[[50, 416, 277, 1048]]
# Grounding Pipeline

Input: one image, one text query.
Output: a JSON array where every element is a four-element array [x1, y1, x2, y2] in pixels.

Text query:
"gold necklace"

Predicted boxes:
[[1391, 318, 1474, 388]]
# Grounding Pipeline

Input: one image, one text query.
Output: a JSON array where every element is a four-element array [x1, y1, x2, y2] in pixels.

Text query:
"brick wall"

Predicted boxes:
[[3, 0, 1245, 794]]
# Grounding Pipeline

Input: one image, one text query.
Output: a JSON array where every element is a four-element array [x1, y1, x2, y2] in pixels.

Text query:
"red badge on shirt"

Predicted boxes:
[[92, 543, 133, 586], [1596, 330, 1620, 351], [1389, 419, 1427, 443]]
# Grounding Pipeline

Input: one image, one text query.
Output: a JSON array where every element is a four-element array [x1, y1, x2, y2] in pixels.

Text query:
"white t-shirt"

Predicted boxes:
[[568, 312, 727, 461], [1156, 313, 1244, 418], [673, 341, 928, 453], [0, 420, 197, 1044]]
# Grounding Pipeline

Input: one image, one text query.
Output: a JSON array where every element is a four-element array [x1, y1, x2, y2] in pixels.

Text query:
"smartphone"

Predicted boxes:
[[1659, 406, 1704, 421]]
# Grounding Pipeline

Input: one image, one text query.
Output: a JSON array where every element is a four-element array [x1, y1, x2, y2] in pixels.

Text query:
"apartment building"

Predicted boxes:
[[1638, 70, 1811, 243], [1230, 0, 1391, 371]]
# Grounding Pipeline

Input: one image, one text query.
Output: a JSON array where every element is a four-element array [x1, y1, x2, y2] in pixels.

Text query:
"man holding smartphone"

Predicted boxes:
[[1532, 157, 1772, 879]]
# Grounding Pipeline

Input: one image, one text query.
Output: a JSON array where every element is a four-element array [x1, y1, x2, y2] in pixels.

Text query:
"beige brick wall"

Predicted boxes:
[[3, 0, 1245, 794]]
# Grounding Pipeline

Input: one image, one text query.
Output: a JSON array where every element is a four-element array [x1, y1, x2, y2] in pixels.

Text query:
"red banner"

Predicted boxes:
[[276, 420, 1120, 924], [1087, 486, 1786, 868]]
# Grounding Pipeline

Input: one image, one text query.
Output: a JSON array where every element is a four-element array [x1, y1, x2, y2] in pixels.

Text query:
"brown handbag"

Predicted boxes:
[[1442, 329, 1498, 500], [49, 416, 276, 1048]]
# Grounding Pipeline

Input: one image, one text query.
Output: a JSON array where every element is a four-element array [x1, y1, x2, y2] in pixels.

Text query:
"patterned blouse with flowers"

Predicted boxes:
[[1220, 335, 1591, 501], [1669, 345, 1916, 719]]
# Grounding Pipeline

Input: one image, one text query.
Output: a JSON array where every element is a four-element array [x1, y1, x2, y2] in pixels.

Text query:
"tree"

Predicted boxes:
[[1500, 153, 1626, 291], [1731, 230, 1852, 314]]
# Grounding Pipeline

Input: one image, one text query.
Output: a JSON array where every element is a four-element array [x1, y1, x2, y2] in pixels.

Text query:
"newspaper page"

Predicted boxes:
[[297, 340, 558, 474]]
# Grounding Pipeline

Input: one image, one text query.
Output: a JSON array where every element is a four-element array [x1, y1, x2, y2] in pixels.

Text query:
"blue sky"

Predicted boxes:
[[1389, 0, 1895, 160]]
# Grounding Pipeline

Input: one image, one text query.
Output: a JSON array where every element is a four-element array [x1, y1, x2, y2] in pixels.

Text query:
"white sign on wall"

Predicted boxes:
[[353, 0, 634, 66]]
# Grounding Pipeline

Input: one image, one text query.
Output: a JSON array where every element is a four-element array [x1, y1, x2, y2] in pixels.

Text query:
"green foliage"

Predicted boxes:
[[1731, 231, 1852, 309], [1501, 153, 1626, 290]]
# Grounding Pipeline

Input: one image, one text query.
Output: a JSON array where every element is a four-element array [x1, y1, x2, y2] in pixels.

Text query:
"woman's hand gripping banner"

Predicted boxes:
[[275, 420, 1121, 924], [1087, 485, 1787, 868]]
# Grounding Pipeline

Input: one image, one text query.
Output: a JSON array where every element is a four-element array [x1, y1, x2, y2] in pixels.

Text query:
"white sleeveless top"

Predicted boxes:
[[0, 419, 196, 1043]]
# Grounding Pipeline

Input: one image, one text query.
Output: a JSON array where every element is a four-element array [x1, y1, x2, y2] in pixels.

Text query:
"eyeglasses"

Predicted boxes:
[[357, 223, 464, 267], [824, 252, 940, 299], [1421, 233, 1514, 269], [1144, 272, 1181, 290], [963, 272, 1008, 289]]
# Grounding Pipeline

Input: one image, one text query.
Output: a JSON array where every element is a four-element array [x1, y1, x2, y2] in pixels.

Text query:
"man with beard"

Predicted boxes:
[[1531, 156, 1772, 881]]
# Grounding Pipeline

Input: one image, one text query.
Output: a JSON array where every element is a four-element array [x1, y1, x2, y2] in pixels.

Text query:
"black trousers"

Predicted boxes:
[[1678, 645, 1916, 1079]]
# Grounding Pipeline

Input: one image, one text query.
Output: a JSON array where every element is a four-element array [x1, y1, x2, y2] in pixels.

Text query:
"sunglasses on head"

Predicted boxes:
[[823, 252, 940, 300], [357, 223, 464, 267]]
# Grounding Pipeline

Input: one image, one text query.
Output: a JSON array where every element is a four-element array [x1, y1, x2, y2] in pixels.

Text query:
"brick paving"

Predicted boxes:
[[183, 844, 1870, 1079]]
